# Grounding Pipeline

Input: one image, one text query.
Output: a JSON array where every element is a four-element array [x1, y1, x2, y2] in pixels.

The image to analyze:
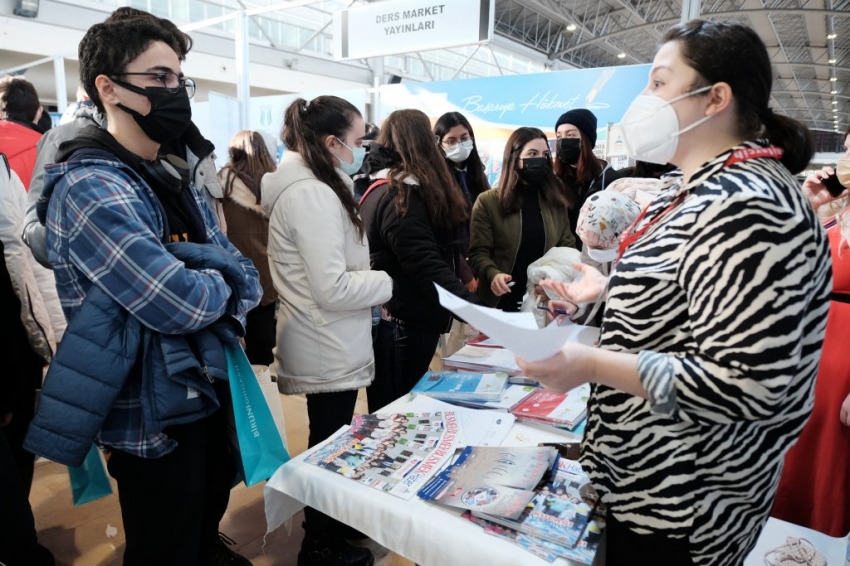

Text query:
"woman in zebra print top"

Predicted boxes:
[[519, 20, 832, 566]]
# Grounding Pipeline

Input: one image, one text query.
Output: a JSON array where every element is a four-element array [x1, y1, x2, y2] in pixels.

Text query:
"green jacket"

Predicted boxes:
[[468, 188, 575, 307]]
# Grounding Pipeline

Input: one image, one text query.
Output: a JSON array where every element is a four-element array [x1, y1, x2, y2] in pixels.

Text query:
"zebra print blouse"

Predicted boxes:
[[583, 140, 832, 565]]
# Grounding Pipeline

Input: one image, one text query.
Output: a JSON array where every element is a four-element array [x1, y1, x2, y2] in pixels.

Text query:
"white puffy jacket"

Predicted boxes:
[[0, 158, 66, 361], [261, 151, 392, 394]]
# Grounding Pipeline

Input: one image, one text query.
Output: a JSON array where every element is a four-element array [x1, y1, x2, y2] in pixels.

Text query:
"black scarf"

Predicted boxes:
[[56, 126, 206, 243]]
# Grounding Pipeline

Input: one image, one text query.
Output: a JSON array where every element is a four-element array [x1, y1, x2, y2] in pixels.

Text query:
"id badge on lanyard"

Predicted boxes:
[[615, 146, 784, 263]]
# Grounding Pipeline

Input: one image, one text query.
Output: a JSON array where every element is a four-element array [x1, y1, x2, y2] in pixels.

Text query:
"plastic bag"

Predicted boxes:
[[67, 443, 113, 506], [225, 345, 290, 486]]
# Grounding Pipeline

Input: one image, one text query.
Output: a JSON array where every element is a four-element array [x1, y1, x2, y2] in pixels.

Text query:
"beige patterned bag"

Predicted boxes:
[[764, 537, 827, 566]]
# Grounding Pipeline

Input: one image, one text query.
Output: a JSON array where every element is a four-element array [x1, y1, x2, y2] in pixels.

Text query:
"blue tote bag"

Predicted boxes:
[[67, 443, 113, 506], [224, 344, 290, 486]]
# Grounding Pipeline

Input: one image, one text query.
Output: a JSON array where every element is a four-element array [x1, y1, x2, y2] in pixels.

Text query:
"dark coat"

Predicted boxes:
[[360, 173, 480, 333], [24, 242, 245, 467]]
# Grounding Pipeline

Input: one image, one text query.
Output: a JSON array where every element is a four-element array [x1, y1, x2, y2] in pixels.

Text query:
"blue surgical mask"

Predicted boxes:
[[335, 137, 366, 175]]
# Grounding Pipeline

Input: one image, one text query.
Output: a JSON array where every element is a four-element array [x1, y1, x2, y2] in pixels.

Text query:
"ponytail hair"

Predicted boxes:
[[663, 20, 813, 174], [282, 96, 364, 238], [760, 109, 814, 175]]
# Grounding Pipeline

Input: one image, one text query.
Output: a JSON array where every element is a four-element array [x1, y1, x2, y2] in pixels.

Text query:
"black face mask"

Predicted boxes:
[[557, 138, 581, 165], [518, 157, 550, 183], [113, 80, 192, 144]]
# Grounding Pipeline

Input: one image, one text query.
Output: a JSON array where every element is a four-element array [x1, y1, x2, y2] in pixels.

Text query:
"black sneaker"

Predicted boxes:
[[297, 526, 374, 566], [207, 533, 253, 566]]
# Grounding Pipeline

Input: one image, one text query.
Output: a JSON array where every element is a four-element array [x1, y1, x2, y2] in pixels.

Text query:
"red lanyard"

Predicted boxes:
[[615, 146, 784, 262]]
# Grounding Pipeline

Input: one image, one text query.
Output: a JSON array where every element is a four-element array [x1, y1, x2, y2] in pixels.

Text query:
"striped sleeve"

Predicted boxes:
[[637, 189, 829, 424]]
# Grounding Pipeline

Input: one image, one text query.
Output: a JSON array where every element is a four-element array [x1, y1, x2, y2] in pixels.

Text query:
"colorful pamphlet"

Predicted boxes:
[[511, 384, 591, 428], [410, 371, 509, 402], [462, 503, 606, 565], [474, 457, 599, 548], [418, 445, 559, 520], [442, 345, 522, 375], [304, 411, 461, 500], [439, 384, 538, 412]]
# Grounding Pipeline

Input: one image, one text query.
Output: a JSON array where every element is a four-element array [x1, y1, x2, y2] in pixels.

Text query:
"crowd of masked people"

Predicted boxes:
[[1, 7, 849, 566]]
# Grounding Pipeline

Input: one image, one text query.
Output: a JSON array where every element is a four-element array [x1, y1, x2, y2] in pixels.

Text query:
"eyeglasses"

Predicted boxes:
[[111, 71, 196, 98]]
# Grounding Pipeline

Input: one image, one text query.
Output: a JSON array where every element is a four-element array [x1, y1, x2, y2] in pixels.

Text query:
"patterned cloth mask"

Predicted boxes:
[[576, 191, 642, 252]]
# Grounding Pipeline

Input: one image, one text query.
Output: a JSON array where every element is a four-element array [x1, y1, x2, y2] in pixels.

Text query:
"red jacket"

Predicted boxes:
[[0, 120, 42, 190]]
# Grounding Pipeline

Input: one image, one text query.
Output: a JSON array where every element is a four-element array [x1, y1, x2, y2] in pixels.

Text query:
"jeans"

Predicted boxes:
[[367, 318, 441, 414]]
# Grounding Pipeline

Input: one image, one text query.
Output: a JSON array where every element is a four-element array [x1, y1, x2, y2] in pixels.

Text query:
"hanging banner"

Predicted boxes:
[[333, 0, 494, 60], [376, 64, 651, 185]]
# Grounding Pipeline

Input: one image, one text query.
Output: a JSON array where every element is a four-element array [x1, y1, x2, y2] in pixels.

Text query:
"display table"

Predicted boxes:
[[264, 395, 847, 566], [265, 394, 584, 566]]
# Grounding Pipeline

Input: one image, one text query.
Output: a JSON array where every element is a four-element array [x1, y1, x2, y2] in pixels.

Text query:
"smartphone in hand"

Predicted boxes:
[[822, 170, 846, 197]]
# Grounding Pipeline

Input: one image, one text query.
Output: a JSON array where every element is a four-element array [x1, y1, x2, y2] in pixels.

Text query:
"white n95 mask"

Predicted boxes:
[[620, 86, 713, 165], [444, 140, 474, 163]]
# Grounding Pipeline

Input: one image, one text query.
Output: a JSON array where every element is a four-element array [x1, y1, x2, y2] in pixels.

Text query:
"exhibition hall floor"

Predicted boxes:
[[29, 390, 413, 566]]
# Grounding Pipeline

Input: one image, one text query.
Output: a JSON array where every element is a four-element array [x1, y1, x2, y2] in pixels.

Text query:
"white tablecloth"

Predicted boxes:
[[264, 395, 848, 566], [264, 395, 584, 566]]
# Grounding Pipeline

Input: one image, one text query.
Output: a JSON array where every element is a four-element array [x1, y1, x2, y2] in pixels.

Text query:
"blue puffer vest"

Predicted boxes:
[[24, 242, 246, 467]]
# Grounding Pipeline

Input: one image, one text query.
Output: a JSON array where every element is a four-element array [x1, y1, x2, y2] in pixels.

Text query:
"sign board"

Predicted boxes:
[[333, 0, 494, 60], [377, 64, 651, 185]]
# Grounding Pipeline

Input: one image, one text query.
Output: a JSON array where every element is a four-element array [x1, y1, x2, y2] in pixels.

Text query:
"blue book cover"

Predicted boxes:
[[411, 371, 508, 402]]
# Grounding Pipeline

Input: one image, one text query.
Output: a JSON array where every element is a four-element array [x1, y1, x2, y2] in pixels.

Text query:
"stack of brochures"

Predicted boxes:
[[304, 411, 462, 500], [428, 383, 538, 413], [468, 458, 606, 564], [510, 384, 591, 432], [410, 371, 509, 403], [417, 446, 560, 519], [442, 344, 522, 375]]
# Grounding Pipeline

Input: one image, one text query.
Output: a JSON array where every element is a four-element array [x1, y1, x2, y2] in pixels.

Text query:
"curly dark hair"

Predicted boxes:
[[78, 20, 182, 113], [104, 8, 193, 60]]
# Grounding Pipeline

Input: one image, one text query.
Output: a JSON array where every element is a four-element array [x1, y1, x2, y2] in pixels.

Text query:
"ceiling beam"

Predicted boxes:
[[554, 8, 849, 58]]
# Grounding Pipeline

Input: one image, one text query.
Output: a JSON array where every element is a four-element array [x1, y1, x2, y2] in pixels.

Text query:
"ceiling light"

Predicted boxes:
[[827, 33, 837, 40], [617, 53, 626, 59], [833, 100, 839, 104], [566, 24, 577, 32], [829, 58, 837, 64], [833, 90, 839, 94], [831, 77, 838, 81]]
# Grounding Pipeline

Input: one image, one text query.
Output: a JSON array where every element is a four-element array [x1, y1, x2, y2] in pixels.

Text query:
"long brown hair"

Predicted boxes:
[[553, 132, 604, 208], [221, 129, 277, 204], [498, 127, 569, 217], [282, 96, 364, 237], [375, 109, 468, 228]]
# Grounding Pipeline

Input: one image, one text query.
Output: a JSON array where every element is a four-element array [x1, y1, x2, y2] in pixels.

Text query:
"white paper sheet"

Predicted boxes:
[[391, 395, 516, 448], [436, 284, 601, 362]]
